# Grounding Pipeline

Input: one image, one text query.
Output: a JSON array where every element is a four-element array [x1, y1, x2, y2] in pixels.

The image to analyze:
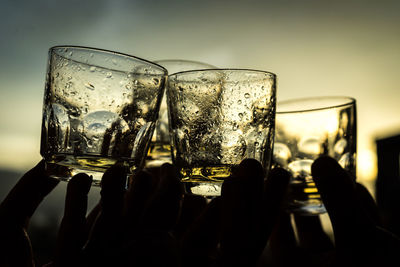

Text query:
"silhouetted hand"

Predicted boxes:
[[52, 163, 182, 267], [0, 161, 59, 267], [268, 156, 400, 267], [0, 159, 291, 267], [181, 159, 291, 267]]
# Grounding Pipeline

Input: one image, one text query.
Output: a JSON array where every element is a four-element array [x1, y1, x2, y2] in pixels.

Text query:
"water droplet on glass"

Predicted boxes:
[[89, 66, 96, 72], [232, 123, 239, 131], [153, 78, 159, 85], [106, 72, 113, 78], [244, 93, 250, 98], [237, 100, 242, 104], [238, 113, 243, 119], [65, 81, 73, 89], [85, 83, 95, 90]]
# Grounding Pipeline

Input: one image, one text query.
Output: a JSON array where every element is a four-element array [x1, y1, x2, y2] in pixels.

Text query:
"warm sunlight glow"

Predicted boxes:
[[277, 109, 339, 138], [0, 134, 41, 171], [357, 148, 377, 182]]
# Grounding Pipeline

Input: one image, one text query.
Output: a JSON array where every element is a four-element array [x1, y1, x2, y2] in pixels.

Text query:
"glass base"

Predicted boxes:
[[183, 182, 222, 198], [179, 165, 231, 198], [46, 163, 104, 186], [44, 154, 132, 186], [144, 156, 172, 168], [145, 143, 172, 168], [286, 199, 327, 216]]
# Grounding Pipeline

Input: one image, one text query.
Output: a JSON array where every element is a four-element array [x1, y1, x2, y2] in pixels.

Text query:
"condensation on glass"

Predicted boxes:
[[167, 69, 276, 197], [40, 46, 167, 184], [145, 59, 217, 168]]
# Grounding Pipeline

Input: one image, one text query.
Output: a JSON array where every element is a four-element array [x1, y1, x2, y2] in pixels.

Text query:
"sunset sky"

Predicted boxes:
[[1, 0, 399, 186]]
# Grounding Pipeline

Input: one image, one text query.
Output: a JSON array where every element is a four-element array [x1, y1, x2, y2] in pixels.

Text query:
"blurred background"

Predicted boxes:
[[1, 0, 399, 264]]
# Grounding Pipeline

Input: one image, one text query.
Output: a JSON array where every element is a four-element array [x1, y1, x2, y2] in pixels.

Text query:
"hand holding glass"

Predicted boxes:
[[273, 96, 357, 215], [167, 69, 276, 196]]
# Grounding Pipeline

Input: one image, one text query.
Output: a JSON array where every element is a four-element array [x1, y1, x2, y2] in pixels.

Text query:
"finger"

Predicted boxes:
[[174, 194, 207, 239], [143, 166, 162, 186], [0, 160, 59, 227], [56, 173, 92, 266], [266, 212, 302, 267], [139, 163, 183, 232], [181, 197, 221, 267], [83, 164, 127, 255], [293, 215, 334, 252], [220, 158, 264, 266], [124, 170, 156, 230], [311, 156, 375, 250], [355, 182, 380, 226], [85, 202, 101, 235], [259, 167, 291, 250], [100, 163, 127, 213]]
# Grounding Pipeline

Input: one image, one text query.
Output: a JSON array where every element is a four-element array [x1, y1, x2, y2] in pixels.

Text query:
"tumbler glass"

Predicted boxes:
[[40, 46, 167, 185], [167, 69, 276, 197], [273, 96, 357, 215], [145, 59, 217, 168]]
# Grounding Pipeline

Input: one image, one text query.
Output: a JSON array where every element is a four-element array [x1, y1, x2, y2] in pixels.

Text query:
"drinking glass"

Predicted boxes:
[[167, 69, 277, 197], [273, 96, 357, 215], [40, 46, 167, 185], [145, 59, 217, 168]]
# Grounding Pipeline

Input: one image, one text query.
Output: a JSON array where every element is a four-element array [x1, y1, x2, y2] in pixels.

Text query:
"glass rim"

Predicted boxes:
[[168, 68, 277, 79], [153, 59, 217, 75], [49, 45, 168, 74], [154, 59, 216, 66], [277, 96, 356, 114]]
